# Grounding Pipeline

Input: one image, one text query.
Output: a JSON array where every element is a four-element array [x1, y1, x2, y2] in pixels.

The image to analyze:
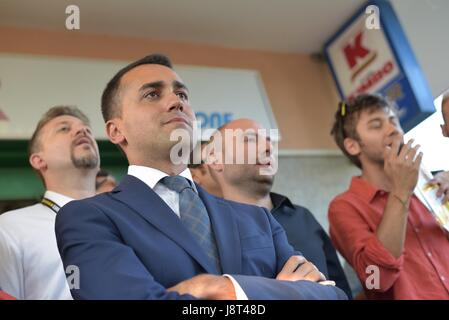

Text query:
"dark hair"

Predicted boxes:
[[101, 53, 173, 122], [29, 105, 90, 157], [330, 93, 396, 169]]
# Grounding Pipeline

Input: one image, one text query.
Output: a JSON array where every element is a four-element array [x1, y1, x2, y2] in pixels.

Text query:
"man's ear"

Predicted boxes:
[[343, 137, 361, 157], [29, 153, 46, 172], [207, 150, 224, 173], [441, 124, 449, 138], [106, 119, 126, 146]]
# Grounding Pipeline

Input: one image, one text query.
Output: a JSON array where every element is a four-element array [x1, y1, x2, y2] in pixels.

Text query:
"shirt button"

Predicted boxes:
[[427, 252, 432, 258], [415, 228, 420, 233], [441, 276, 446, 281]]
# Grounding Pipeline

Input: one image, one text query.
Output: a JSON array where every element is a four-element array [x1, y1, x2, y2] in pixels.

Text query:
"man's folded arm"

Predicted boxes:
[[329, 200, 403, 292], [229, 209, 347, 300], [55, 200, 196, 300], [231, 275, 347, 300]]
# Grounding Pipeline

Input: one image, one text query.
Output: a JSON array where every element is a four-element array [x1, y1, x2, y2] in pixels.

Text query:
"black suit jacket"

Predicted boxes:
[[270, 192, 352, 298]]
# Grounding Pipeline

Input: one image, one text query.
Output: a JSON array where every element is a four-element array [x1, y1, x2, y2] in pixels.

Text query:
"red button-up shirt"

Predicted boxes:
[[329, 176, 449, 300]]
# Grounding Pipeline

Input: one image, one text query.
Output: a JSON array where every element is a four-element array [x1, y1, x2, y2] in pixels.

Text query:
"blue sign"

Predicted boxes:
[[195, 112, 233, 129], [324, 0, 435, 131]]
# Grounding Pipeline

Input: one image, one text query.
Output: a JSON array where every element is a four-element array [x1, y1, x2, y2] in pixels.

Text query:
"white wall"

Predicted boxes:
[[272, 153, 359, 232], [0, 54, 278, 140], [391, 0, 449, 98]]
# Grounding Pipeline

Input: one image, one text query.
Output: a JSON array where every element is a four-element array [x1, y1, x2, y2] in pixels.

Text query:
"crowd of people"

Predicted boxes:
[[0, 53, 448, 300]]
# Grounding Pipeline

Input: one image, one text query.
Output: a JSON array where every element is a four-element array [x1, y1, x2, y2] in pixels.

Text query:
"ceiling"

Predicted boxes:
[[0, 0, 366, 53]]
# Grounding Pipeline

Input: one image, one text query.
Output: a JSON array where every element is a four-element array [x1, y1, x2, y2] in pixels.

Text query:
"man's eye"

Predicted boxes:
[[369, 121, 382, 129], [144, 91, 159, 99], [59, 126, 69, 132], [176, 92, 188, 100]]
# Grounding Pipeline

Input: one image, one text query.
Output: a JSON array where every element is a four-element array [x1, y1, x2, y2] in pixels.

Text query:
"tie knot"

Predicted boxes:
[[160, 176, 192, 193]]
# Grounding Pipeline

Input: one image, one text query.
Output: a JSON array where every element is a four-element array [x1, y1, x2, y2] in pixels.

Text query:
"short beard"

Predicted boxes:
[[359, 141, 384, 167], [256, 173, 274, 187], [246, 172, 275, 197], [71, 151, 99, 169]]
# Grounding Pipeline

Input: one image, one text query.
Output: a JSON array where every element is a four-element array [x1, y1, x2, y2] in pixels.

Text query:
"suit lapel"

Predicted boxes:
[[111, 175, 217, 274], [197, 185, 242, 275]]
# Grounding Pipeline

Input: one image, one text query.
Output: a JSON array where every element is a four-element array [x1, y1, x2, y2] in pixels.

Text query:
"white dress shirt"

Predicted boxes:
[[0, 191, 73, 300], [127, 165, 248, 300]]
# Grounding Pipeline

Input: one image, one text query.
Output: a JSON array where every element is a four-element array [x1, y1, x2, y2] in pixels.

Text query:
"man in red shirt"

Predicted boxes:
[[328, 93, 449, 299]]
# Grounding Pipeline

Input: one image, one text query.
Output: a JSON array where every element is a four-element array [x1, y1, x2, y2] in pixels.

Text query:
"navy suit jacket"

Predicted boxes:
[[55, 175, 347, 300]]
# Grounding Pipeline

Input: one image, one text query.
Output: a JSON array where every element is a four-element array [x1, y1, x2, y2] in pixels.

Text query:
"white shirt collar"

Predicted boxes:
[[44, 190, 74, 207], [127, 165, 196, 190]]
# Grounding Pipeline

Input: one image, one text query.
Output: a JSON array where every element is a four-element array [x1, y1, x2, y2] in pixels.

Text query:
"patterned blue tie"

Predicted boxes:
[[161, 176, 221, 273]]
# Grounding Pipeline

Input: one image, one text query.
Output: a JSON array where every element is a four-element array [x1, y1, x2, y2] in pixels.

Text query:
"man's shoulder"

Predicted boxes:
[[62, 192, 113, 209], [0, 203, 47, 245], [270, 192, 314, 216], [289, 203, 323, 226], [329, 181, 367, 208], [330, 176, 375, 207], [270, 192, 317, 221], [328, 183, 374, 224], [0, 203, 44, 226], [57, 192, 115, 223], [289, 203, 312, 216]]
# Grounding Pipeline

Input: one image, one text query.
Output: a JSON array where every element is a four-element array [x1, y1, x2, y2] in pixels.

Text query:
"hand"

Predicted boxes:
[[167, 274, 236, 300], [276, 255, 326, 283], [384, 139, 423, 199], [429, 171, 449, 204]]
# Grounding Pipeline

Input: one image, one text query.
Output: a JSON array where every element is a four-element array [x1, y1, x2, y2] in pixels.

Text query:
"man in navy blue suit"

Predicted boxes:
[[55, 54, 347, 300]]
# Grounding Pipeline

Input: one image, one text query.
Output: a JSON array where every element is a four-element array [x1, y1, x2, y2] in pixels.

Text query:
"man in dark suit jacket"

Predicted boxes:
[[55, 54, 347, 300]]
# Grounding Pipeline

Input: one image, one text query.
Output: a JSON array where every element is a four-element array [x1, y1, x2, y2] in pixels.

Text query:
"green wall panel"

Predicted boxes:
[[0, 139, 128, 200]]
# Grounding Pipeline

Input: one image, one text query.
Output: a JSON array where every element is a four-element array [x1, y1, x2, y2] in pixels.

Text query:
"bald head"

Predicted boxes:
[[218, 118, 265, 133], [202, 118, 277, 201], [212, 118, 272, 158]]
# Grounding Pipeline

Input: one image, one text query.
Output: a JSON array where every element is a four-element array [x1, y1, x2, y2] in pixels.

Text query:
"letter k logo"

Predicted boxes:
[[343, 31, 370, 69]]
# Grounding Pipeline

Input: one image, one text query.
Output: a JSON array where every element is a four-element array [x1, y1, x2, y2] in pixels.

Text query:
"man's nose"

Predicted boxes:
[[74, 125, 90, 137], [260, 136, 273, 154], [266, 139, 273, 154], [386, 122, 400, 137], [258, 137, 273, 159], [168, 94, 184, 112]]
